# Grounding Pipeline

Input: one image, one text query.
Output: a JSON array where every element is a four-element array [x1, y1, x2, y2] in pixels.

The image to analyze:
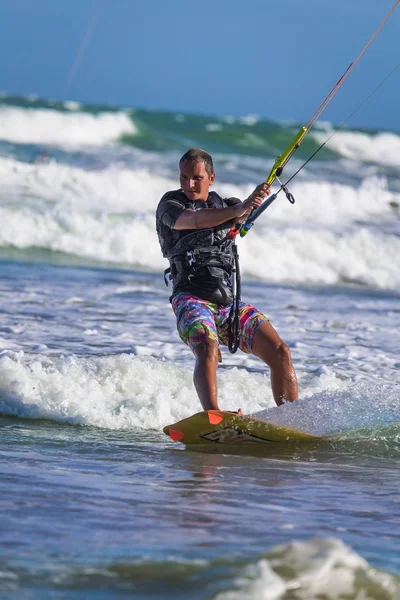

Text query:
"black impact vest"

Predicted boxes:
[[156, 190, 237, 305]]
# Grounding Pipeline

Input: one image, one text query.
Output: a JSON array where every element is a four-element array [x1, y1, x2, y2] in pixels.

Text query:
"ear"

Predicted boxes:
[[210, 173, 216, 185]]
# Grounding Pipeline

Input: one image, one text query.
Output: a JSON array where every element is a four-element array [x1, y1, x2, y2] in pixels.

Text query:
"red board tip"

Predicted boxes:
[[169, 428, 184, 442], [208, 411, 224, 425]]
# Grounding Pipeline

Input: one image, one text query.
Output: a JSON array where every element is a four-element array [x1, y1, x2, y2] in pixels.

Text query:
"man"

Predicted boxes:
[[156, 148, 298, 411]]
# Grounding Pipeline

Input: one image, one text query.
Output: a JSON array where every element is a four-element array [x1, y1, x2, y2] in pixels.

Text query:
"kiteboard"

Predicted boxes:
[[163, 410, 320, 446]]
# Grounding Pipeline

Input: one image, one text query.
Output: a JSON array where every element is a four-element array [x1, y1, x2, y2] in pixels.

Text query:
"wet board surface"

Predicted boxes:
[[163, 410, 320, 446]]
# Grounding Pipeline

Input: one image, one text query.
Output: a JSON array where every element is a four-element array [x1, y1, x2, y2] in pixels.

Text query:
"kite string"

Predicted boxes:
[[62, 0, 106, 99], [305, 0, 400, 134], [36, 0, 105, 164]]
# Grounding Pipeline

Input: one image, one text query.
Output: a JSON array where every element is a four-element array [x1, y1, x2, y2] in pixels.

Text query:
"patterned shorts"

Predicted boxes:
[[171, 292, 269, 356]]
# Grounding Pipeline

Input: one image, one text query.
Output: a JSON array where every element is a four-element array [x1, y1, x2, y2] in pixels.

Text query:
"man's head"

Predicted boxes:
[[179, 148, 215, 201]]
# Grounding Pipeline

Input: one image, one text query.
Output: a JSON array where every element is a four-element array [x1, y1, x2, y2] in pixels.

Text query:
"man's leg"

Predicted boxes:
[[172, 293, 221, 411], [251, 321, 298, 406], [193, 339, 220, 410]]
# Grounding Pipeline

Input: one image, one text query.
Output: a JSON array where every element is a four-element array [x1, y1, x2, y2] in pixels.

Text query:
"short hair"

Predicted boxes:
[[179, 148, 214, 176]]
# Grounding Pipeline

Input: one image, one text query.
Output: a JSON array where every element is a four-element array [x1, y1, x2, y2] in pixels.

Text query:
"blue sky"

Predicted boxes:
[[0, 0, 399, 130]]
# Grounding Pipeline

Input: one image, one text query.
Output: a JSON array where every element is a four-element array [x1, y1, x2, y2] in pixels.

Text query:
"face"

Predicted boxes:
[[179, 160, 215, 201]]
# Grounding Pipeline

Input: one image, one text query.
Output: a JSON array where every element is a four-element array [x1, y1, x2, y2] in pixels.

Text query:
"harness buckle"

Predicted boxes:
[[187, 250, 196, 266]]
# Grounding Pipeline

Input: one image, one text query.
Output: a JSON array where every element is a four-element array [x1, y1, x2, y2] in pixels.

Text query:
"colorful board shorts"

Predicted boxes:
[[171, 292, 269, 357]]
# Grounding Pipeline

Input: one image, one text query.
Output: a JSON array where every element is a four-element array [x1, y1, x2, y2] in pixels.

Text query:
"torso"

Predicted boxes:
[[156, 190, 239, 305]]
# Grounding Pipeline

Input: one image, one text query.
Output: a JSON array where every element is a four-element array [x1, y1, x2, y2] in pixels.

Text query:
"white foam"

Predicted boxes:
[[0, 351, 276, 429], [216, 560, 285, 600], [0, 154, 399, 288], [254, 380, 400, 436], [215, 538, 400, 600], [0, 156, 167, 212], [206, 123, 223, 132], [240, 225, 400, 289], [264, 176, 396, 224], [63, 100, 82, 112], [239, 114, 259, 126], [0, 106, 136, 146], [0, 350, 398, 437], [313, 128, 400, 167]]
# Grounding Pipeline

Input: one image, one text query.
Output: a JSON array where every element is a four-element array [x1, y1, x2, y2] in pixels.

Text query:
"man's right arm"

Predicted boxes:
[[174, 194, 264, 231]]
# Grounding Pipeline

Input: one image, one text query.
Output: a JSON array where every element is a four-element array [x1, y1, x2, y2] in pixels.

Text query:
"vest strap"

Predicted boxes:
[[164, 267, 171, 286]]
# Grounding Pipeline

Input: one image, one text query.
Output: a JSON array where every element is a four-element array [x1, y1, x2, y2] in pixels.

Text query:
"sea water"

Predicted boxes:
[[0, 95, 399, 599]]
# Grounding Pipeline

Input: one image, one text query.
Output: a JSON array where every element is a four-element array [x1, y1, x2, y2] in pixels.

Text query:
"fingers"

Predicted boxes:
[[244, 195, 263, 210], [234, 184, 270, 218], [256, 182, 271, 198], [247, 196, 262, 209], [247, 182, 271, 204]]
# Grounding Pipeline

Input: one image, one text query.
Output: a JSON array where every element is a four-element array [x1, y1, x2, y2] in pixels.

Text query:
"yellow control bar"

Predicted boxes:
[[266, 126, 308, 185]]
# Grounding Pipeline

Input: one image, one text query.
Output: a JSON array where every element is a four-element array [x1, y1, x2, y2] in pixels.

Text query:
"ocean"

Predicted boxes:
[[0, 93, 399, 599]]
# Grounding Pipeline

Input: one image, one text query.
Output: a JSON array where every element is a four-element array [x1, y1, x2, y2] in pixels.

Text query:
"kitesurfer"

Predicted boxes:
[[156, 148, 298, 410]]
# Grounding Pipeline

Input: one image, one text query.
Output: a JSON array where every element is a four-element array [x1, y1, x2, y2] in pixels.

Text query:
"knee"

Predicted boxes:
[[273, 341, 292, 366], [193, 339, 219, 363], [187, 323, 218, 360]]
